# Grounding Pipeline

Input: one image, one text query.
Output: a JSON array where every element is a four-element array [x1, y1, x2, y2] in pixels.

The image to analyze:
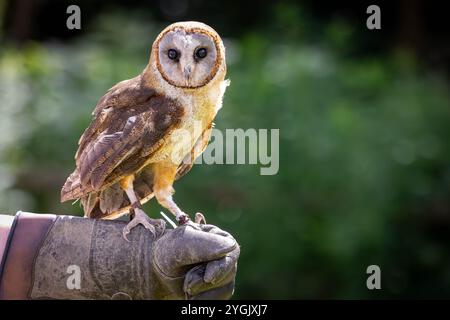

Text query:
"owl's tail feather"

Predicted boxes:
[[61, 167, 155, 219]]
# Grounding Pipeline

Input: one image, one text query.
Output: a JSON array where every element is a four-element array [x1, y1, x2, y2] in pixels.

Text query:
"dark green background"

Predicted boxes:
[[0, 0, 449, 298]]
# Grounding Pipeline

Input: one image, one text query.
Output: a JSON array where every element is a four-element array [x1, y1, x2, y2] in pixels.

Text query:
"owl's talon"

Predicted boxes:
[[122, 228, 131, 242], [176, 213, 206, 230], [122, 209, 166, 241], [195, 212, 206, 224]]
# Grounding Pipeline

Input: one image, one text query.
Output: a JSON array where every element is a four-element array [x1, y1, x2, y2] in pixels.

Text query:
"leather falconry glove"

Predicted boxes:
[[0, 212, 240, 300]]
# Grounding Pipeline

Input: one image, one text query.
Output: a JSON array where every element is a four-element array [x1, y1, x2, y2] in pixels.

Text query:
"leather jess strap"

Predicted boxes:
[[0, 212, 57, 300]]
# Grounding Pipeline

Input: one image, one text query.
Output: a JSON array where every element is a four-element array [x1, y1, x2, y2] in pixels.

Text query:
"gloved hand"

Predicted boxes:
[[154, 223, 240, 300], [27, 215, 239, 300]]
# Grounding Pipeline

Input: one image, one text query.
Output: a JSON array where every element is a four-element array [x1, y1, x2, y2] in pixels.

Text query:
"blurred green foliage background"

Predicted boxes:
[[0, 1, 449, 298]]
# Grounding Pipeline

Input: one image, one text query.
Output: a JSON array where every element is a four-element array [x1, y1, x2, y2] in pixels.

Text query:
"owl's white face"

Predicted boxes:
[[155, 26, 222, 89]]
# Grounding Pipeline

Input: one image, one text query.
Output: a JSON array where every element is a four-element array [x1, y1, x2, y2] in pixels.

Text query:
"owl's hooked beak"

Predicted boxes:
[[183, 65, 192, 80]]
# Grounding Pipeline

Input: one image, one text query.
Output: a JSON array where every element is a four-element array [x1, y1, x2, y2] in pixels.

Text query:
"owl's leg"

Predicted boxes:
[[153, 163, 191, 225], [120, 176, 166, 241]]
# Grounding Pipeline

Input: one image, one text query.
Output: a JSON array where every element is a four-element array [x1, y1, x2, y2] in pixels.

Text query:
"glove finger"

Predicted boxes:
[[204, 255, 237, 284], [184, 257, 236, 296], [198, 224, 233, 238], [189, 281, 235, 300], [182, 225, 237, 263], [183, 264, 206, 295], [154, 226, 237, 275]]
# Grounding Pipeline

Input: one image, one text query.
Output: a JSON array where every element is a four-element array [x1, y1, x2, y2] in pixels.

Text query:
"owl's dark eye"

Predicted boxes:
[[168, 49, 179, 60], [195, 47, 207, 59]]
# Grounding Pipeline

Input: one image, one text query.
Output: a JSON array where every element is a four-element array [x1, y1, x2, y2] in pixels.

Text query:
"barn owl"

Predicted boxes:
[[61, 21, 229, 240]]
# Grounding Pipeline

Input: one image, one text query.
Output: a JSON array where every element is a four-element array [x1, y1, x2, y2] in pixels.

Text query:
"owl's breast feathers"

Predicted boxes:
[[60, 75, 188, 202]]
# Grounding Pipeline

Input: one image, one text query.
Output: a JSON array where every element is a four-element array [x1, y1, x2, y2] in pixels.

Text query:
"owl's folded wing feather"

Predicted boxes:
[[61, 76, 185, 202], [78, 115, 143, 189]]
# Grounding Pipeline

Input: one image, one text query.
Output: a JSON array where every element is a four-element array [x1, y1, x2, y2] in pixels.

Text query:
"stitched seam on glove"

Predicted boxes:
[[29, 216, 58, 299]]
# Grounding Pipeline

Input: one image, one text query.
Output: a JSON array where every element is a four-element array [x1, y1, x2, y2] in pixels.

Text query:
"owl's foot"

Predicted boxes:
[[122, 208, 166, 242], [176, 212, 190, 225], [176, 212, 206, 231]]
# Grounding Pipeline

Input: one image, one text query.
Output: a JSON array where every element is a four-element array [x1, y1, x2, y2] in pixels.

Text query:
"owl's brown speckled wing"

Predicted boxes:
[[61, 75, 185, 203]]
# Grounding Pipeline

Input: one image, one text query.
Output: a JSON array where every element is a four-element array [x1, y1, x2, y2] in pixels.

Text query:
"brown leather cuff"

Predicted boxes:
[[0, 211, 57, 300]]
